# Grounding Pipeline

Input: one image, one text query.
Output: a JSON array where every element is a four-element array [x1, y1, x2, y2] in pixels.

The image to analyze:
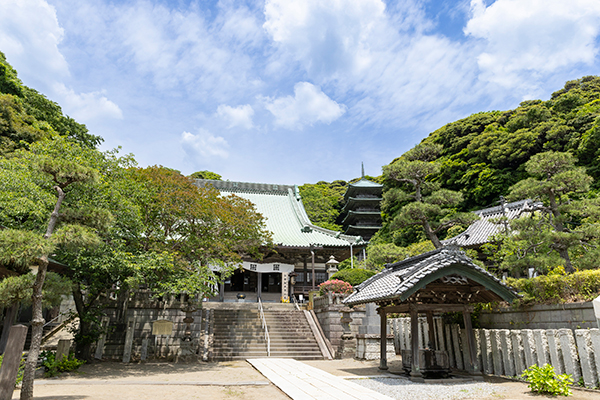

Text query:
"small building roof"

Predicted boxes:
[[343, 246, 518, 306], [443, 199, 539, 248], [194, 179, 364, 249]]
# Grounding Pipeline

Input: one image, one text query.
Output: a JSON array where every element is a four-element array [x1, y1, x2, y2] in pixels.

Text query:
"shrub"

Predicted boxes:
[[318, 279, 353, 296], [41, 350, 85, 377], [507, 269, 600, 305], [330, 268, 376, 286], [521, 364, 573, 396]]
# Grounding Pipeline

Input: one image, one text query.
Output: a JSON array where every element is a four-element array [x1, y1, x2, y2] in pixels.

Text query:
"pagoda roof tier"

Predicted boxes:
[[344, 224, 382, 236], [341, 196, 382, 213], [341, 210, 382, 225], [343, 178, 383, 201], [195, 179, 365, 249]]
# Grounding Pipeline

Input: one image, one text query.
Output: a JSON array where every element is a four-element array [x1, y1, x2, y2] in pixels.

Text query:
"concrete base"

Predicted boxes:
[[355, 334, 396, 361]]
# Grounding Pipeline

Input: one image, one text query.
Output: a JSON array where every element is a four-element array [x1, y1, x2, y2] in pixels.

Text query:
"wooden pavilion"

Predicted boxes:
[[343, 246, 518, 380]]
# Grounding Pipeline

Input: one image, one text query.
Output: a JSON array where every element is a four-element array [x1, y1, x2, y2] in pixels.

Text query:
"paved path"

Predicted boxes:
[[248, 358, 394, 400]]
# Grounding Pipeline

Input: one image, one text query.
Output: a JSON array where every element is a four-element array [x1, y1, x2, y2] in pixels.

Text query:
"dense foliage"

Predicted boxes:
[[371, 76, 600, 276], [330, 269, 376, 286], [506, 268, 600, 305]]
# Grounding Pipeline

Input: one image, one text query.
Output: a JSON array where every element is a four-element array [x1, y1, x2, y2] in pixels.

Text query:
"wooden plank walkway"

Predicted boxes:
[[247, 358, 394, 400]]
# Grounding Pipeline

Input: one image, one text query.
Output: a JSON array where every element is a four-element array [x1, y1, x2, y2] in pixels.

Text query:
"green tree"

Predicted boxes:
[[504, 151, 599, 273], [382, 143, 478, 248], [0, 135, 102, 400], [188, 170, 222, 180]]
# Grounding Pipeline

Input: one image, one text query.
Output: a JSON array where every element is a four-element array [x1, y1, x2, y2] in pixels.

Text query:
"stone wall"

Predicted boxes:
[[479, 302, 597, 330], [392, 317, 600, 388], [95, 293, 207, 361]]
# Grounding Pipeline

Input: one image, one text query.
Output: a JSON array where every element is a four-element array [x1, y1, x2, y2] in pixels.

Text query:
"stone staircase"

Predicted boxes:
[[210, 305, 324, 361]]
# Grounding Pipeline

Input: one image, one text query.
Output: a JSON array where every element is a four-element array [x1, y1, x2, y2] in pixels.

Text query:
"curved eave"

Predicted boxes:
[[341, 211, 382, 225]]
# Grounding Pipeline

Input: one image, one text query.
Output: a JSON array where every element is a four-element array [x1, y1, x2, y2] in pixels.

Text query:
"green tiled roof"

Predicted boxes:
[[194, 179, 364, 249]]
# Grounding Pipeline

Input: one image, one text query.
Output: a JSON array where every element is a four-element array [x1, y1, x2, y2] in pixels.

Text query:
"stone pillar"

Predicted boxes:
[[410, 307, 423, 381], [393, 319, 402, 354], [490, 330, 504, 375], [451, 324, 464, 370], [338, 308, 356, 359], [575, 330, 598, 388], [533, 330, 550, 366], [474, 329, 483, 373], [510, 330, 526, 376], [480, 329, 494, 375], [94, 316, 110, 360], [435, 318, 445, 352], [557, 328, 582, 382], [499, 330, 515, 377], [403, 318, 411, 350], [590, 329, 600, 384], [56, 339, 71, 362], [546, 329, 565, 374], [463, 310, 480, 376], [123, 316, 136, 363], [521, 329, 537, 368], [379, 311, 388, 371], [0, 325, 27, 400], [445, 324, 455, 368]]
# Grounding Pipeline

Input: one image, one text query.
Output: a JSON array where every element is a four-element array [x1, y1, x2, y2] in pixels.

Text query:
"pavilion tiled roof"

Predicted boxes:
[[343, 246, 518, 306], [443, 199, 539, 248], [194, 179, 364, 249]]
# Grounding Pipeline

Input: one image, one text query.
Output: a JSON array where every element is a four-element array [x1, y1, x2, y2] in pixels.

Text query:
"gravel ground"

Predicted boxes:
[[353, 377, 505, 400]]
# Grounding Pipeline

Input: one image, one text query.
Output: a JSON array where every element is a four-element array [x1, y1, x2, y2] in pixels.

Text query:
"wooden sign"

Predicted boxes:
[[152, 319, 173, 335]]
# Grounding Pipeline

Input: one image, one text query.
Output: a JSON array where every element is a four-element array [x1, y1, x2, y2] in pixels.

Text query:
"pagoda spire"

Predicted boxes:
[[361, 162, 365, 178]]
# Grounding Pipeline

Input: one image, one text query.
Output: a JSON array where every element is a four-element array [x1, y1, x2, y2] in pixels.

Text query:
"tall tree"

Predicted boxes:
[[0, 135, 102, 400], [506, 151, 599, 273], [382, 143, 478, 248]]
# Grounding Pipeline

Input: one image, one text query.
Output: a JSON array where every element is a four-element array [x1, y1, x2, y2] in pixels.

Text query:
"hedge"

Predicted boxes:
[[506, 269, 600, 304]]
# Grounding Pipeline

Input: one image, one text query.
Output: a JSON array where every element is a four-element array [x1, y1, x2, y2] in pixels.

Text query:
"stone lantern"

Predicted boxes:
[[326, 255, 339, 279]]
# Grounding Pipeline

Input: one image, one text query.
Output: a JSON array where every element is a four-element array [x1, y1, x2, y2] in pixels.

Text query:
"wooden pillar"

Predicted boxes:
[[410, 306, 422, 379], [379, 309, 388, 370], [463, 309, 480, 375], [425, 311, 436, 350]]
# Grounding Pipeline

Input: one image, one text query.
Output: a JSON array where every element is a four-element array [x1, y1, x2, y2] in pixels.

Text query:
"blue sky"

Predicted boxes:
[[2, 0, 600, 184]]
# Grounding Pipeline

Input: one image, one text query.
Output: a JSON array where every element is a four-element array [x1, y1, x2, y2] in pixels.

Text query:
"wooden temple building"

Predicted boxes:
[[343, 246, 518, 380], [194, 179, 366, 302], [340, 173, 383, 241]]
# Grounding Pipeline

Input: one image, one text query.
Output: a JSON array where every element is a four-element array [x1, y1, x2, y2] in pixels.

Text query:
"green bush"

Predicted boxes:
[[0, 354, 25, 386], [521, 364, 573, 396], [330, 268, 376, 286], [507, 269, 600, 305], [40, 350, 85, 377]]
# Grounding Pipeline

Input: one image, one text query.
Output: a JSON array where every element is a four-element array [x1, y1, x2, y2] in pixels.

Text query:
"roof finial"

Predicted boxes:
[[361, 162, 365, 178]]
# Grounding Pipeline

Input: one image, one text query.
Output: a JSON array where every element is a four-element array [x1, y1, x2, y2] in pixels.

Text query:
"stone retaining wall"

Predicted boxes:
[[478, 302, 597, 330], [391, 317, 600, 388]]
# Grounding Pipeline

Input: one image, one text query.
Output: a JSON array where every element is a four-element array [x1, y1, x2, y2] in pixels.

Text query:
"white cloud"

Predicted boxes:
[[53, 83, 123, 121], [0, 0, 69, 83], [465, 0, 600, 87], [216, 104, 254, 129], [116, 1, 265, 102], [264, 82, 346, 129], [181, 130, 229, 159]]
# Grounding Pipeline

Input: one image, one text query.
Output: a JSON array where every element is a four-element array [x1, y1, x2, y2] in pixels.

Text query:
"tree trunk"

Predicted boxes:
[[559, 247, 575, 273], [72, 286, 97, 361], [19, 257, 48, 400], [21, 186, 65, 400], [423, 220, 443, 248]]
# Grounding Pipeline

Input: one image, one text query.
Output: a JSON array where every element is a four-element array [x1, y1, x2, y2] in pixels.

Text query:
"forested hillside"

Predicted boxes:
[[373, 76, 600, 275]]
